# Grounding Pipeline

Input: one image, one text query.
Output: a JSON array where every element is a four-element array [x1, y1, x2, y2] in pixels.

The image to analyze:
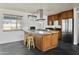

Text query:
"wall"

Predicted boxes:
[[27, 11, 47, 29], [0, 31, 24, 44], [77, 13, 79, 44], [0, 9, 47, 44], [74, 8, 79, 45], [0, 9, 27, 44], [22, 12, 48, 30]]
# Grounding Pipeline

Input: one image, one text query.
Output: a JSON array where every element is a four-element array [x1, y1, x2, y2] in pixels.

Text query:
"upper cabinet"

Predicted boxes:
[[61, 9, 73, 19], [61, 11, 67, 19], [54, 14, 59, 20], [48, 15, 52, 25], [48, 9, 73, 25], [48, 15, 55, 25], [67, 9, 73, 18], [48, 13, 62, 25]]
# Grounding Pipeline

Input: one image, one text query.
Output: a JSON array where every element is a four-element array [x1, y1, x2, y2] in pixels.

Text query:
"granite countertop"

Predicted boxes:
[[25, 29, 58, 35]]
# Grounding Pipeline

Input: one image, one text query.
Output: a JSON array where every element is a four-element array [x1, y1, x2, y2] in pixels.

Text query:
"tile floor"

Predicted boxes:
[[0, 40, 79, 55]]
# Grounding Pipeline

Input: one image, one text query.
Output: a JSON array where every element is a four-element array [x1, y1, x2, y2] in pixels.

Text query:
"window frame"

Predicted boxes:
[[2, 14, 22, 31]]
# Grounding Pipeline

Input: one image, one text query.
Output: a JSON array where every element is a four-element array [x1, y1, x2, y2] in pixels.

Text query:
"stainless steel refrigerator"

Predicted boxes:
[[62, 18, 74, 44]]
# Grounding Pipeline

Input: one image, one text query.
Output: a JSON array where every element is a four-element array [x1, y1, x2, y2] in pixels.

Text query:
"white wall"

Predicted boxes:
[[0, 31, 24, 44], [0, 9, 28, 44], [25, 15, 48, 30], [74, 8, 79, 45]]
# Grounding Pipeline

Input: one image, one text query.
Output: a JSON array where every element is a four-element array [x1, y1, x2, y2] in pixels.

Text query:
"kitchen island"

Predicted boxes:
[[25, 30, 59, 52]]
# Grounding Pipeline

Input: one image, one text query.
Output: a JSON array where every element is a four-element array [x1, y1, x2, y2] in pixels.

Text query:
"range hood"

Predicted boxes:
[[36, 9, 45, 21]]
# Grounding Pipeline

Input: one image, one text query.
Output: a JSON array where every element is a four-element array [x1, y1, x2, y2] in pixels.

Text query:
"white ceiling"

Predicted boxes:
[[0, 3, 78, 15]]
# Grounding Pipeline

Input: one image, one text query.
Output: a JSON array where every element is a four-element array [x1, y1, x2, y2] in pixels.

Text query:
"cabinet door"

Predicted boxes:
[[51, 33, 59, 46], [58, 13, 62, 25], [61, 9, 73, 19], [34, 35, 42, 50], [61, 12, 68, 19], [42, 35, 51, 51], [54, 14, 59, 20], [48, 16, 52, 25], [67, 10, 73, 18]]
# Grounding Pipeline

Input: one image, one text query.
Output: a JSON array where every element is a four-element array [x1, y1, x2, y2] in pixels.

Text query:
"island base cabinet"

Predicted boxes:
[[34, 33, 59, 52], [34, 35, 43, 51], [51, 33, 59, 46], [42, 35, 51, 52]]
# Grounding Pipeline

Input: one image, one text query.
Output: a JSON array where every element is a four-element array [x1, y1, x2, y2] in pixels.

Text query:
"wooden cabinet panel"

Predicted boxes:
[[61, 11, 68, 19], [67, 9, 73, 18], [48, 14, 61, 25], [34, 32, 59, 52], [54, 14, 59, 20], [42, 35, 51, 51], [61, 9, 73, 19], [51, 15, 55, 21], [51, 33, 59, 46], [58, 31, 61, 40], [48, 9, 73, 25], [48, 16, 52, 21], [34, 35, 42, 50], [34, 34, 52, 51], [58, 13, 62, 25], [48, 16, 52, 25], [48, 15, 56, 25]]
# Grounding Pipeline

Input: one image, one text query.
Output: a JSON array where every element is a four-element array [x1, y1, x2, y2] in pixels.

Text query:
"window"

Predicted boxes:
[[3, 14, 22, 31]]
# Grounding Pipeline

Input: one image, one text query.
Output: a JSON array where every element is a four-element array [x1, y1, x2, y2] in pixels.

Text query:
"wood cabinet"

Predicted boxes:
[[34, 31, 59, 52], [34, 34, 52, 51], [61, 9, 73, 19], [48, 16, 52, 25], [58, 13, 62, 25], [42, 35, 51, 51], [48, 14, 61, 25], [48, 9, 73, 25], [67, 9, 73, 18], [54, 14, 59, 20], [54, 14, 62, 25], [34, 35, 42, 50]]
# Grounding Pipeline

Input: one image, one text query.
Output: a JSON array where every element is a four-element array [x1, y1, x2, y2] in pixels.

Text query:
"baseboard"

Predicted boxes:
[[0, 40, 23, 45]]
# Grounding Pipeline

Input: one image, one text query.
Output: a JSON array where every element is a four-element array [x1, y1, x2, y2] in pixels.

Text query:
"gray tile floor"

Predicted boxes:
[[0, 41, 45, 55], [0, 40, 79, 55]]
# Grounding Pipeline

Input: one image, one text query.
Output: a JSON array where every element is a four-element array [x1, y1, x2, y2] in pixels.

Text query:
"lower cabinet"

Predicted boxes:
[[51, 33, 59, 48], [34, 35, 42, 50], [42, 35, 51, 51], [34, 31, 59, 52]]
